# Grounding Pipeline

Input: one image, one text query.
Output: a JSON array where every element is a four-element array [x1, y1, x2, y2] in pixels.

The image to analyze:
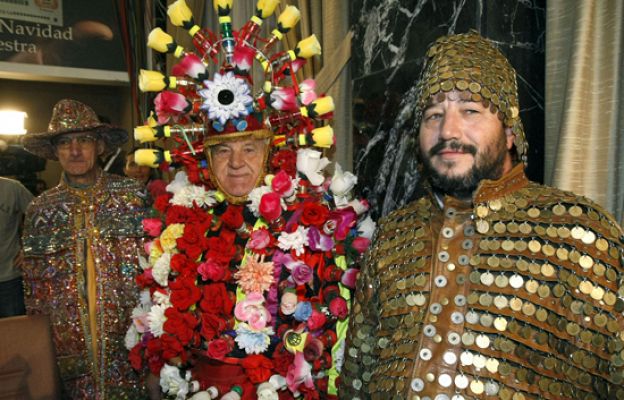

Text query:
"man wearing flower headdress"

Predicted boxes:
[[339, 32, 624, 400], [125, 1, 374, 399], [21, 99, 148, 398]]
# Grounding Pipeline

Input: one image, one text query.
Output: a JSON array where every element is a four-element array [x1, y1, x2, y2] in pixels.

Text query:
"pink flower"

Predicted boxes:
[[291, 263, 313, 286], [259, 192, 282, 222], [291, 59, 306, 74], [286, 352, 314, 393], [172, 53, 207, 80], [198, 258, 228, 282], [235, 292, 271, 330], [329, 297, 348, 320], [271, 170, 294, 197], [306, 309, 326, 331], [329, 208, 357, 241], [351, 236, 371, 254], [142, 218, 163, 237], [154, 91, 190, 124], [303, 338, 324, 362], [307, 226, 334, 252], [246, 228, 272, 251], [298, 79, 317, 105], [340, 268, 359, 289], [270, 86, 298, 112], [280, 292, 298, 315], [233, 45, 255, 73], [233, 254, 275, 293]]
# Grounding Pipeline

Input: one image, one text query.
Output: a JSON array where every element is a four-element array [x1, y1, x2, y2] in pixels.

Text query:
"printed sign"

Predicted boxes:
[[0, 0, 64, 27]]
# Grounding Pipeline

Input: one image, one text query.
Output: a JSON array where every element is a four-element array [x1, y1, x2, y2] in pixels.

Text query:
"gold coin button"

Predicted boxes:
[[528, 240, 541, 253], [590, 286, 605, 300], [571, 226, 585, 240], [553, 204, 566, 216], [596, 238, 609, 252], [579, 280, 593, 295], [569, 205, 583, 217], [541, 263, 555, 277], [476, 205, 489, 218], [525, 279, 539, 294], [579, 255, 594, 269]]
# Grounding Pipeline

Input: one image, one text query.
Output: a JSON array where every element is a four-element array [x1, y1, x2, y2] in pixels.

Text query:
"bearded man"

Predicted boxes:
[[339, 32, 624, 400]]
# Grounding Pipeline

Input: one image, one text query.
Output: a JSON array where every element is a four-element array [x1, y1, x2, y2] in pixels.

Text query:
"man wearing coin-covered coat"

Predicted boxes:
[[339, 31, 624, 400]]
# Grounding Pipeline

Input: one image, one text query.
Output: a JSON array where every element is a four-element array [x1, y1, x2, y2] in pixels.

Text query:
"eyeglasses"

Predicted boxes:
[[53, 134, 99, 149]]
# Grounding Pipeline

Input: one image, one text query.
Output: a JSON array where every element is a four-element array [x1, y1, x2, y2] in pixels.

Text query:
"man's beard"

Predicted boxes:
[[421, 134, 507, 200]]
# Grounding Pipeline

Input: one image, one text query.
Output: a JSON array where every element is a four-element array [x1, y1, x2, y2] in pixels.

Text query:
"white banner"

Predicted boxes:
[[0, 0, 63, 27]]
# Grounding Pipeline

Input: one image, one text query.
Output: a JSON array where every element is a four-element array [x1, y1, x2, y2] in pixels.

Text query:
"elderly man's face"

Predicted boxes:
[[208, 138, 268, 197], [419, 92, 515, 199], [53, 132, 105, 185]]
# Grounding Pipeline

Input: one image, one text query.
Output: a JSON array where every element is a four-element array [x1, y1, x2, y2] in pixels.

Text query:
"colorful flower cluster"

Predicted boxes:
[[126, 148, 375, 399]]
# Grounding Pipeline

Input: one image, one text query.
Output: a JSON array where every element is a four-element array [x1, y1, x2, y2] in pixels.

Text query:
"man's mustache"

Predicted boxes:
[[428, 140, 477, 157]]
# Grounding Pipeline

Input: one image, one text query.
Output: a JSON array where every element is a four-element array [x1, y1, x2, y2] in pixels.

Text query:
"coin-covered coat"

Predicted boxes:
[[339, 164, 624, 400], [21, 173, 148, 399]]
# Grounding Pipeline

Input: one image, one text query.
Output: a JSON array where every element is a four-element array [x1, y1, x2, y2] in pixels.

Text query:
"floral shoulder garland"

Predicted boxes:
[[126, 147, 375, 400]]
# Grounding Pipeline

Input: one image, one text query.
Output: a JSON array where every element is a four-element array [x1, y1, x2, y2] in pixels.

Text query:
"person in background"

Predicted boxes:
[[124, 147, 153, 185], [21, 98, 149, 398], [0, 176, 33, 318], [339, 32, 624, 400]]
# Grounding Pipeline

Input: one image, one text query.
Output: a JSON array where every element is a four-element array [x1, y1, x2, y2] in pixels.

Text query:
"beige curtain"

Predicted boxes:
[[545, 0, 624, 224], [277, 1, 353, 169]]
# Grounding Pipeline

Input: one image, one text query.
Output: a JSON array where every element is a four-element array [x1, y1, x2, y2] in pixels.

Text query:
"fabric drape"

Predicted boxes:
[[275, 1, 353, 169], [545, 0, 624, 223]]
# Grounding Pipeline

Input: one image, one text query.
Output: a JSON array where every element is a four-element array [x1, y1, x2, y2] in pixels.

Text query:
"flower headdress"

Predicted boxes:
[[126, 2, 376, 399], [133, 0, 336, 199]]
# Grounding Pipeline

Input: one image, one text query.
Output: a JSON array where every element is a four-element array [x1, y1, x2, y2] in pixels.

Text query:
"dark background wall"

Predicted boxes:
[[350, 0, 545, 219]]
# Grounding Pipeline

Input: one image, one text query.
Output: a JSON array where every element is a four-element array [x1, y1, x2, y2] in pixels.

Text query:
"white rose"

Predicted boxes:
[[256, 382, 279, 400], [357, 215, 377, 240], [160, 364, 192, 400], [166, 171, 190, 194], [147, 304, 168, 337], [330, 163, 357, 196], [152, 253, 172, 287], [296, 148, 329, 186]]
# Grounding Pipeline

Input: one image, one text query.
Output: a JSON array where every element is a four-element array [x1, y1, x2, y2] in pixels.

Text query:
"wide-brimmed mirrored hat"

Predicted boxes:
[[22, 98, 128, 160]]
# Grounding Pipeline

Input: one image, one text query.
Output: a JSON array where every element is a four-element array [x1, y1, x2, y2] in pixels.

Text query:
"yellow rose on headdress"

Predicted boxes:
[[160, 223, 185, 252]]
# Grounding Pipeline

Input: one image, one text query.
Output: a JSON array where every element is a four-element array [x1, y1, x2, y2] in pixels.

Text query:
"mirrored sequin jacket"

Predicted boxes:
[[22, 173, 148, 399], [339, 164, 624, 400]]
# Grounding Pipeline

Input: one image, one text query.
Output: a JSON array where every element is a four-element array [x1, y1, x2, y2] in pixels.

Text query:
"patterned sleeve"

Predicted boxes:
[[339, 231, 380, 399], [21, 197, 48, 315]]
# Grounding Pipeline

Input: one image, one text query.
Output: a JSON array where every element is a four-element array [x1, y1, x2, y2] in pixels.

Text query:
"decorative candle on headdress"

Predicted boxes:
[[300, 96, 334, 118], [308, 125, 334, 148], [262, 5, 300, 52], [167, 0, 201, 36], [147, 28, 184, 58], [134, 148, 165, 168], [294, 35, 321, 59], [135, 143, 204, 168], [238, 0, 281, 44], [138, 69, 177, 92], [214, 0, 235, 64], [134, 124, 206, 143]]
